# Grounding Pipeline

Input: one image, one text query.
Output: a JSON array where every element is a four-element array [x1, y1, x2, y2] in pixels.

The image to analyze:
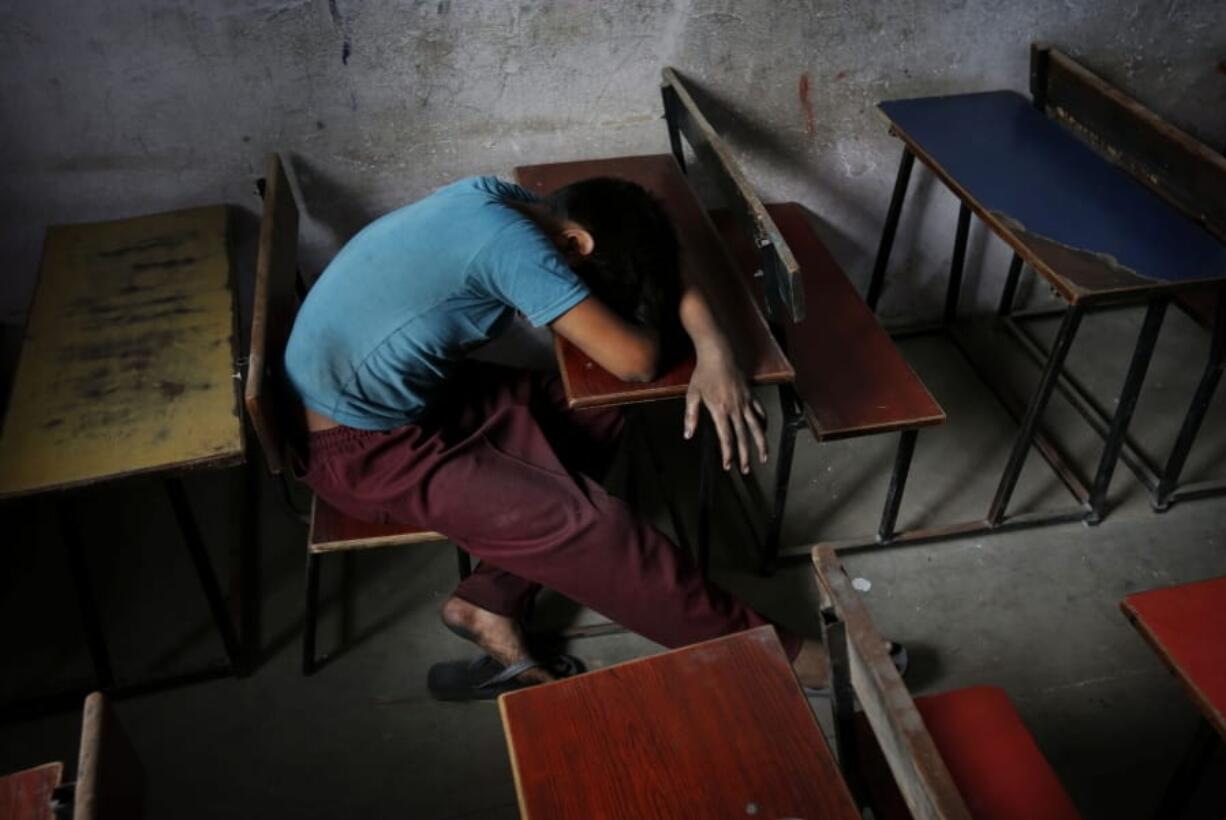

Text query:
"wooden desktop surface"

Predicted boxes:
[[0, 762, 62, 820], [1122, 575, 1226, 738], [880, 91, 1226, 305], [0, 206, 244, 498], [515, 154, 793, 409], [499, 626, 859, 820]]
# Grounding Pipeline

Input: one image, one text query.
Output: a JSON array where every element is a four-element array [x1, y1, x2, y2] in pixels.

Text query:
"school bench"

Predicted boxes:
[[860, 43, 1226, 551], [1121, 575, 1226, 816], [517, 69, 945, 572], [813, 545, 1081, 819], [0, 204, 249, 714], [498, 625, 859, 820], [712, 203, 945, 569], [993, 46, 1226, 516]]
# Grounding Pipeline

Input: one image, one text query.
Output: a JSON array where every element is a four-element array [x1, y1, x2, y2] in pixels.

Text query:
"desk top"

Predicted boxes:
[[499, 626, 859, 819], [0, 206, 244, 498], [1121, 575, 1226, 738], [515, 154, 793, 409], [0, 762, 62, 820], [880, 91, 1226, 304]]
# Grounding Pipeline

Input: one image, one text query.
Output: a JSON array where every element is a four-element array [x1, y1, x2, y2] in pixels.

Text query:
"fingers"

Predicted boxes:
[[684, 388, 701, 439], [711, 410, 734, 470], [745, 402, 769, 463], [731, 410, 751, 473]]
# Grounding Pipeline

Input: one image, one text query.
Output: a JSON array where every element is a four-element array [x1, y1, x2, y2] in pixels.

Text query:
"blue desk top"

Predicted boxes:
[[879, 91, 1226, 300]]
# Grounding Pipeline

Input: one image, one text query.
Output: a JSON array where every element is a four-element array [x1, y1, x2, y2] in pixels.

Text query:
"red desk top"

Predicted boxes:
[[1121, 575, 1226, 737], [0, 763, 62, 820], [499, 626, 859, 819]]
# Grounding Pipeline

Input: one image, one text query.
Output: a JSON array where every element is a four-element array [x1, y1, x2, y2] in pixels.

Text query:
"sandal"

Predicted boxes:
[[427, 653, 583, 702]]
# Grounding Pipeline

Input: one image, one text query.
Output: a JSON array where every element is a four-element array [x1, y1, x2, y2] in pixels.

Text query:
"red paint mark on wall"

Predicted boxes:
[[798, 72, 817, 139]]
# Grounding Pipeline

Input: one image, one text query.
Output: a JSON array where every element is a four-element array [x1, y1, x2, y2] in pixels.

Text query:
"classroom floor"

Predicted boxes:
[[1, 303, 1224, 819]]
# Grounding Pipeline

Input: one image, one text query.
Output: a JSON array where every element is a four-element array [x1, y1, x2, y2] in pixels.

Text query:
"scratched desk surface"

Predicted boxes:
[[516, 154, 793, 409], [880, 91, 1226, 303], [0, 206, 244, 498]]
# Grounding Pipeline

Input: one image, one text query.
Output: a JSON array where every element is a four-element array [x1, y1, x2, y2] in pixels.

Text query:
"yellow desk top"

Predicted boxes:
[[0, 206, 244, 498]]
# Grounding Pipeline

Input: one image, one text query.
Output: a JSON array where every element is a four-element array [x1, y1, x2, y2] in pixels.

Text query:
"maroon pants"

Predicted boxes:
[[302, 364, 800, 659]]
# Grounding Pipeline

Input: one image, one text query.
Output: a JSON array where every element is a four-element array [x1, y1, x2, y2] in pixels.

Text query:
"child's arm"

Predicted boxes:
[[551, 297, 661, 383], [679, 283, 768, 474]]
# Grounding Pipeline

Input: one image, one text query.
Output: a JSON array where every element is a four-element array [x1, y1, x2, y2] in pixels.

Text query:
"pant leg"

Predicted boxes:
[[451, 367, 626, 618], [305, 366, 799, 657]]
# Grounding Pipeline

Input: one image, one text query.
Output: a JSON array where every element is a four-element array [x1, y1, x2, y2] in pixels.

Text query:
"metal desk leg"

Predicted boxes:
[[302, 551, 321, 675], [945, 203, 972, 325], [1087, 298, 1168, 524], [1155, 294, 1225, 510], [58, 498, 115, 690], [695, 416, 719, 576], [997, 253, 1026, 317], [761, 383, 804, 575], [164, 477, 244, 669], [1155, 719, 1218, 819], [866, 148, 915, 313], [878, 429, 918, 544], [988, 305, 1085, 526]]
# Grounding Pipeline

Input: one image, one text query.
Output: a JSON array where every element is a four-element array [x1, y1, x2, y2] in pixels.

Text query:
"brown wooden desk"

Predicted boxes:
[[499, 626, 859, 820], [0, 763, 62, 820], [0, 206, 247, 711], [1121, 577, 1226, 815]]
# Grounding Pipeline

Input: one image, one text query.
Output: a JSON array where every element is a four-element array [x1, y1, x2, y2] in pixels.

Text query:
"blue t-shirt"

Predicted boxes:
[[284, 176, 590, 430]]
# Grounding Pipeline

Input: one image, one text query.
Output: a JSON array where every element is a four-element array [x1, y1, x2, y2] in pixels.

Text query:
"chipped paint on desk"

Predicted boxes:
[[0, 206, 244, 497]]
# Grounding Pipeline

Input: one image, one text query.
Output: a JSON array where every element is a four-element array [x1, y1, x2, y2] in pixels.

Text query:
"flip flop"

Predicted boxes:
[[804, 640, 910, 698], [427, 653, 584, 702]]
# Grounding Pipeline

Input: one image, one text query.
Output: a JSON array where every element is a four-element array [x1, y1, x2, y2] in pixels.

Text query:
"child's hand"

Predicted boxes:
[[683, 348, 768, 473]]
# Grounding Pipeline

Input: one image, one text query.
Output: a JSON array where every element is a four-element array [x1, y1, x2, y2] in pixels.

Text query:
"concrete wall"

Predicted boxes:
[[2, 0, 1223, 326]]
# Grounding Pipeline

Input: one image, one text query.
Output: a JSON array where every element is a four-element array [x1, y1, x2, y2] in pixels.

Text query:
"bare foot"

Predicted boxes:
[[792, 639, 830, 690], [440, 596, 555, 685]]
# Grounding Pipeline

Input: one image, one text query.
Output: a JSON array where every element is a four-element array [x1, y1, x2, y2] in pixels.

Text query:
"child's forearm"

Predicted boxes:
[[679, 282, 733, 362]]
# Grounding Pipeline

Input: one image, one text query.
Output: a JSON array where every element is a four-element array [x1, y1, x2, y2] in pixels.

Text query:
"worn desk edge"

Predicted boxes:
[[1119, 597, 1226, 739], [885, 120, 1226, 307]]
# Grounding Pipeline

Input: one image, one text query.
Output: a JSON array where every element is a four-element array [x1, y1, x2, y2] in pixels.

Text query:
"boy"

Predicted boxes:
[[285, 175, 829, 698]]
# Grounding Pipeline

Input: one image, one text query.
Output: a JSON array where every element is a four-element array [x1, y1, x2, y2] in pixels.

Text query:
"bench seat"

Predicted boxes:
[[855, 685, 1081, 820], [308, 496, 445, 554], [712, 203, 945, 440]]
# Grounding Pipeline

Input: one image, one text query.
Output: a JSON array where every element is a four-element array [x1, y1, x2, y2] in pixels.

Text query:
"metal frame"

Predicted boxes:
[[301, 540, 472, 675], [1002, 270, 1226, 512], [1155, 719, 1220, 818], [797, 145, 1178, 556], [2, 472, 250, 722]]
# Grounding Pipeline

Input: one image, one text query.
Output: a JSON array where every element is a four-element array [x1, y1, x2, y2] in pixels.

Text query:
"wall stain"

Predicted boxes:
[[798, 72, 817, 140]]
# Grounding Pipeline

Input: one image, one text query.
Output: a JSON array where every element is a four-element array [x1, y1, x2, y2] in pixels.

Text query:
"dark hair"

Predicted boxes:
[[543, 177, 682, 352]]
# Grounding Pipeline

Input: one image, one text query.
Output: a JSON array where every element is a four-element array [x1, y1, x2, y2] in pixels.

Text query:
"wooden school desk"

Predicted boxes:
[[0, 206, 248, 713], [499, 626, 859, 820], [1121, 576, 1226, 816], [857, 49, 1226, 550]]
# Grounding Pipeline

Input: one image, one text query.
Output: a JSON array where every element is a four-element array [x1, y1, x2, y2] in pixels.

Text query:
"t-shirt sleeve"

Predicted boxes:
[[470, 221, 590, 327]]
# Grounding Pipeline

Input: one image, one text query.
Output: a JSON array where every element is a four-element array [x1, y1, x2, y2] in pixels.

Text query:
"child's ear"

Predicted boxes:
[[558, 225, 595, 262]]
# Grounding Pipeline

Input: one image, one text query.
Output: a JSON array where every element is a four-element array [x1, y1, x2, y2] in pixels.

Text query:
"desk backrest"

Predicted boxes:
[[661, 67, 805, 323], [74, 693, 143, 820], [245, 153, 302, 475], [812, 546, 973, 820], [1031, 43, 1226, 241]]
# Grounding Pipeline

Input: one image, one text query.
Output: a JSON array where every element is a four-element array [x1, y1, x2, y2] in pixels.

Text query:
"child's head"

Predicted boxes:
[[542, 177, 681, 337]]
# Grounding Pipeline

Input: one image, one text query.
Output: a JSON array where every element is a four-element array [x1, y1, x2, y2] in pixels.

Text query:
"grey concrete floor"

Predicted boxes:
[[1, 302, 1225, 819]]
